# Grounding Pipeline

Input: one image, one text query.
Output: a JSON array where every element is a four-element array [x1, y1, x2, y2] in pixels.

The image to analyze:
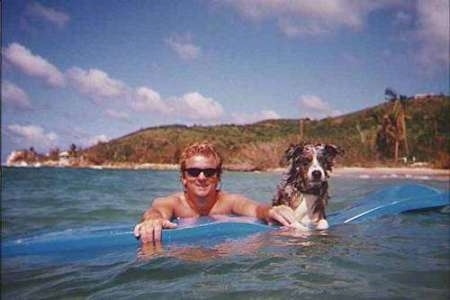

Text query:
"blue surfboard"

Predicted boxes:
[[2, 184, 448, 260], [327, 183, 449, 225]]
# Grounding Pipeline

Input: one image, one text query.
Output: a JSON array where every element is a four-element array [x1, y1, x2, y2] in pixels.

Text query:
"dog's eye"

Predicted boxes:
[[318, 156, 330, 165], [300, 157, 312, 165]]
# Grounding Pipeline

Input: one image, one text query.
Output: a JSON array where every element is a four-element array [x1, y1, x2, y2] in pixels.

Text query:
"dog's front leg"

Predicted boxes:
[[315, 219, 329, 230]]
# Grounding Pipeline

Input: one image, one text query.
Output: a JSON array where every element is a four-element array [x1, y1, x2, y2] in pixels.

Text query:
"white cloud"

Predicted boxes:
[[81, 134, 109, 147], [231, 110, 280, 124], [166, 34, 201, 60], [25, 2, 70, 28], [301, 95, 329, 111], [1, 81, 32, 109], [66, 67, 127, 100], [132, 87, 171, 114], [278, 19, 328, 37], [414, 0, 449, 74], [259, 110, 280, 119], [2, 43, 65, 87], [299, 95, 341, 119], [221, 0, 400, 37], [131, 87, 224, 122], [58, 126, 110, 148], [105, 109, 130, 121], [174, 92, 224, 120], [7, 124, 58, 151]]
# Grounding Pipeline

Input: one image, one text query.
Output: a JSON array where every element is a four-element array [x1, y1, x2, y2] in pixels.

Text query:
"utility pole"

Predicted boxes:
[[299, 119, 304, 142]]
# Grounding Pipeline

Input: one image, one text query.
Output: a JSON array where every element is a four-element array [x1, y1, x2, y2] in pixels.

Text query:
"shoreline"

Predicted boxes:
[[3, 163, 449, 180], [3, 162, 449, 174], [331, 166, 450, 181], [332, 166, 450, 175], [267, 166, 449, 182]]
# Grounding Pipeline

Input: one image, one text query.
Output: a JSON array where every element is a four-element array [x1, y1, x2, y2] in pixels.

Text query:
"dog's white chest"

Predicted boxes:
[[292, 194, 329, 230], [293, 198, 313, 227]]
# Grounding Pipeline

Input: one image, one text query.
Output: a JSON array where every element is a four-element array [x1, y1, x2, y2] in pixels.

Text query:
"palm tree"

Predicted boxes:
[[69, 143, 77, 157], [382, 88, 410, 162], [392, 96, 409, 162], [376, 114, 396, 159]]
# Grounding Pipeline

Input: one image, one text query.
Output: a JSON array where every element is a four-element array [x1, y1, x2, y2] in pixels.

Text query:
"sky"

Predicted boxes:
[[2, 0, 449, 163]]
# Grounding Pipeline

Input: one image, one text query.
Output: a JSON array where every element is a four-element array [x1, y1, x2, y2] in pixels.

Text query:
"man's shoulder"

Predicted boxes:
[[219, 191, 251, 201], [154, 192, 184, 203]]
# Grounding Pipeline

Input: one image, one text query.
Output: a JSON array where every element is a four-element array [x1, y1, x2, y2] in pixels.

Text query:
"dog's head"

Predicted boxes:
[[283, 143, 342, 192]]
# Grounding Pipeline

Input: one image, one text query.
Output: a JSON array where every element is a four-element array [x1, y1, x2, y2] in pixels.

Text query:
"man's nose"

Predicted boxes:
[[197, 171, 207, 179]]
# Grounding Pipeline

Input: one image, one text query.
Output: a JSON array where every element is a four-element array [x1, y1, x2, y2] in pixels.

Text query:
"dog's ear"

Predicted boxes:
[[283, 144, 303, 164], [323, 144, 343, 170], [324, 144, 344, 158]]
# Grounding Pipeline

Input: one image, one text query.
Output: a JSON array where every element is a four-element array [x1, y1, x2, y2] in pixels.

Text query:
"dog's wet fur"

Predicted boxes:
[[273, 143, 342, 230]]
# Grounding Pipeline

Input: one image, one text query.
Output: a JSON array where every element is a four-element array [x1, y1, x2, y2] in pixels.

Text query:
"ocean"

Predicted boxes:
[[1, 167, 449, 299]]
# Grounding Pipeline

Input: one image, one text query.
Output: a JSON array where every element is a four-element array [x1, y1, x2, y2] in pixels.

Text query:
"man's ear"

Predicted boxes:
[[180, 173, 187, 188]]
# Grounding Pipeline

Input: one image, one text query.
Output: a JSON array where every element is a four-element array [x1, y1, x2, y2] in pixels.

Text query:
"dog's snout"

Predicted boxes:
[[312, 170, 322, 180]]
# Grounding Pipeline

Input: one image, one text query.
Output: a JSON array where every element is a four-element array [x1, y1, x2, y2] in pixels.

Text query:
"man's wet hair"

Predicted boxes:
[[179, 142, 223, 178]]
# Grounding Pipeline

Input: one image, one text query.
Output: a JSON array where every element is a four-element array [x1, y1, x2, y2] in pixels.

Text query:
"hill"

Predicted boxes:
[[79, 95, 449, 170]]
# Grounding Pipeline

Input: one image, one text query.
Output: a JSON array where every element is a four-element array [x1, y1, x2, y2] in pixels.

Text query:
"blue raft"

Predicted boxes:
[[2, 183, 449, 259]]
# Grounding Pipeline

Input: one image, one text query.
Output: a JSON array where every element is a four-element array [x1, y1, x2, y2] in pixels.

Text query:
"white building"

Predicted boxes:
[[59, 151, 70, 166]]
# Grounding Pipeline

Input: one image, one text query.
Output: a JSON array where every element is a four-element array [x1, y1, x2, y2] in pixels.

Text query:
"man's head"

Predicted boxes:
[[180, 142, 223, 178], [180, 142, 223, 198]]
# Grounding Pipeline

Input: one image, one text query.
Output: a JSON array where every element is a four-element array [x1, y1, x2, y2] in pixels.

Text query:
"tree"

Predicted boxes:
[[378, 88, 410, 162], [69, 143, 77, 157], [49, 147, 60, 161], [391, 96, 409, 161], [376, 114, 396, 159], [384, 87, 398, 102]]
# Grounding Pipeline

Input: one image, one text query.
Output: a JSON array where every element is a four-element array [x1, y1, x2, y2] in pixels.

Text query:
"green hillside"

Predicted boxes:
[[81, 95, 450, 170]]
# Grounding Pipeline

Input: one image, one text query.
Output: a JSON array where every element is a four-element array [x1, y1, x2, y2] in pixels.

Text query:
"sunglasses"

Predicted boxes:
[[185, 168, 219, 178]]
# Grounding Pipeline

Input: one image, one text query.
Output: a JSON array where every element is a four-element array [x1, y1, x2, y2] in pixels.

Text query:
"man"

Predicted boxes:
[[134, 142, 297, 243]]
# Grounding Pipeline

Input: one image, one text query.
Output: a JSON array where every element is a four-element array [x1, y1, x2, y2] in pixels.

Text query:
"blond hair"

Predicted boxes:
[[179, 142, 223, 177]]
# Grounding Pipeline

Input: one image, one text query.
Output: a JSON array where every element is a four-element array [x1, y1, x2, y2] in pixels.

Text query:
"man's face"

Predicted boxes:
[[182, 155, 220, 199]]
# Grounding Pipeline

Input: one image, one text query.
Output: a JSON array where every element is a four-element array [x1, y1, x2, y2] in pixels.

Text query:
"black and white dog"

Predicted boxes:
[[273, 143, 342, 230]]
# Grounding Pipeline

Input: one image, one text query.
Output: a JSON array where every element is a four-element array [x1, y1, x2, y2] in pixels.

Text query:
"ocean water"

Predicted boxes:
[[1, 167, 449, 299]]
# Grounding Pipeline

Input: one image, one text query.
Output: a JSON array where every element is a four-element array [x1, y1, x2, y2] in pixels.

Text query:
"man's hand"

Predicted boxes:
[[133, 218, 177, 243], [266, 205, 299, 228]]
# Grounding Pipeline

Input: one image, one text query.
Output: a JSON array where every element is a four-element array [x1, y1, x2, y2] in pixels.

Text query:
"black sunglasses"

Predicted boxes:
[[185, 168, 219, 178]]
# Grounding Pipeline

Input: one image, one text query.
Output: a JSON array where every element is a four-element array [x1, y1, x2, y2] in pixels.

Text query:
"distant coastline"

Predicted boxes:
[[3, 162, 449, 182], [331, 166, 450, 182], [265, 166, 450, 182], [5, 96, 449, 172]]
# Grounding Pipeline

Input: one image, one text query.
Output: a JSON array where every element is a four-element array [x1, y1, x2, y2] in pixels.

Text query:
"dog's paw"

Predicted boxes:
[[287, 221, 309, 231], [316, 219, 329, 230]]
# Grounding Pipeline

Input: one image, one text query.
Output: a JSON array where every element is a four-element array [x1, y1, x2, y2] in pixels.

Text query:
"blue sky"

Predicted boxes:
[[2, 0, 449, 163]]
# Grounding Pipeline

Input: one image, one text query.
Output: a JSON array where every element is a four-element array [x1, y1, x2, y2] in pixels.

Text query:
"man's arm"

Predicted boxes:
[[133, 197, 178, 243], [229, 194, 297, 227]]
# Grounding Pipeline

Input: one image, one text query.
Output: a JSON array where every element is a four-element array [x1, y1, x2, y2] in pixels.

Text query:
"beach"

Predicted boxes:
[[331, 167, 450, 181], [115, 164, 450, 182]]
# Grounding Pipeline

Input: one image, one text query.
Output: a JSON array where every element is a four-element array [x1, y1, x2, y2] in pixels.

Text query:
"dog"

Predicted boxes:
[[272, 143, 342, 230]]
